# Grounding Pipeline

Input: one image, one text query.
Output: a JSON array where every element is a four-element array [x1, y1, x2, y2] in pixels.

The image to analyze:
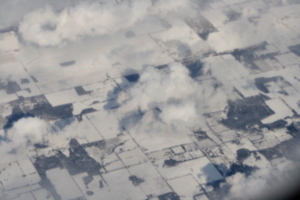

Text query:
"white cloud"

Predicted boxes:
[[0, 0, 76, 30], [225, 168, 300, 200], [207, 18, 269, 53], [224, 152, 300, 200], [117, 62, 231, 132], [6, 117, 49, 148], [0, 117, 50, 163], [122, 62, 200, 112], [119, 62, 201, 124], [225, 171, 270, 200], [159, 101, 199, 129], [207, 5, 297, 53], [18, 0, 189, 46]]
